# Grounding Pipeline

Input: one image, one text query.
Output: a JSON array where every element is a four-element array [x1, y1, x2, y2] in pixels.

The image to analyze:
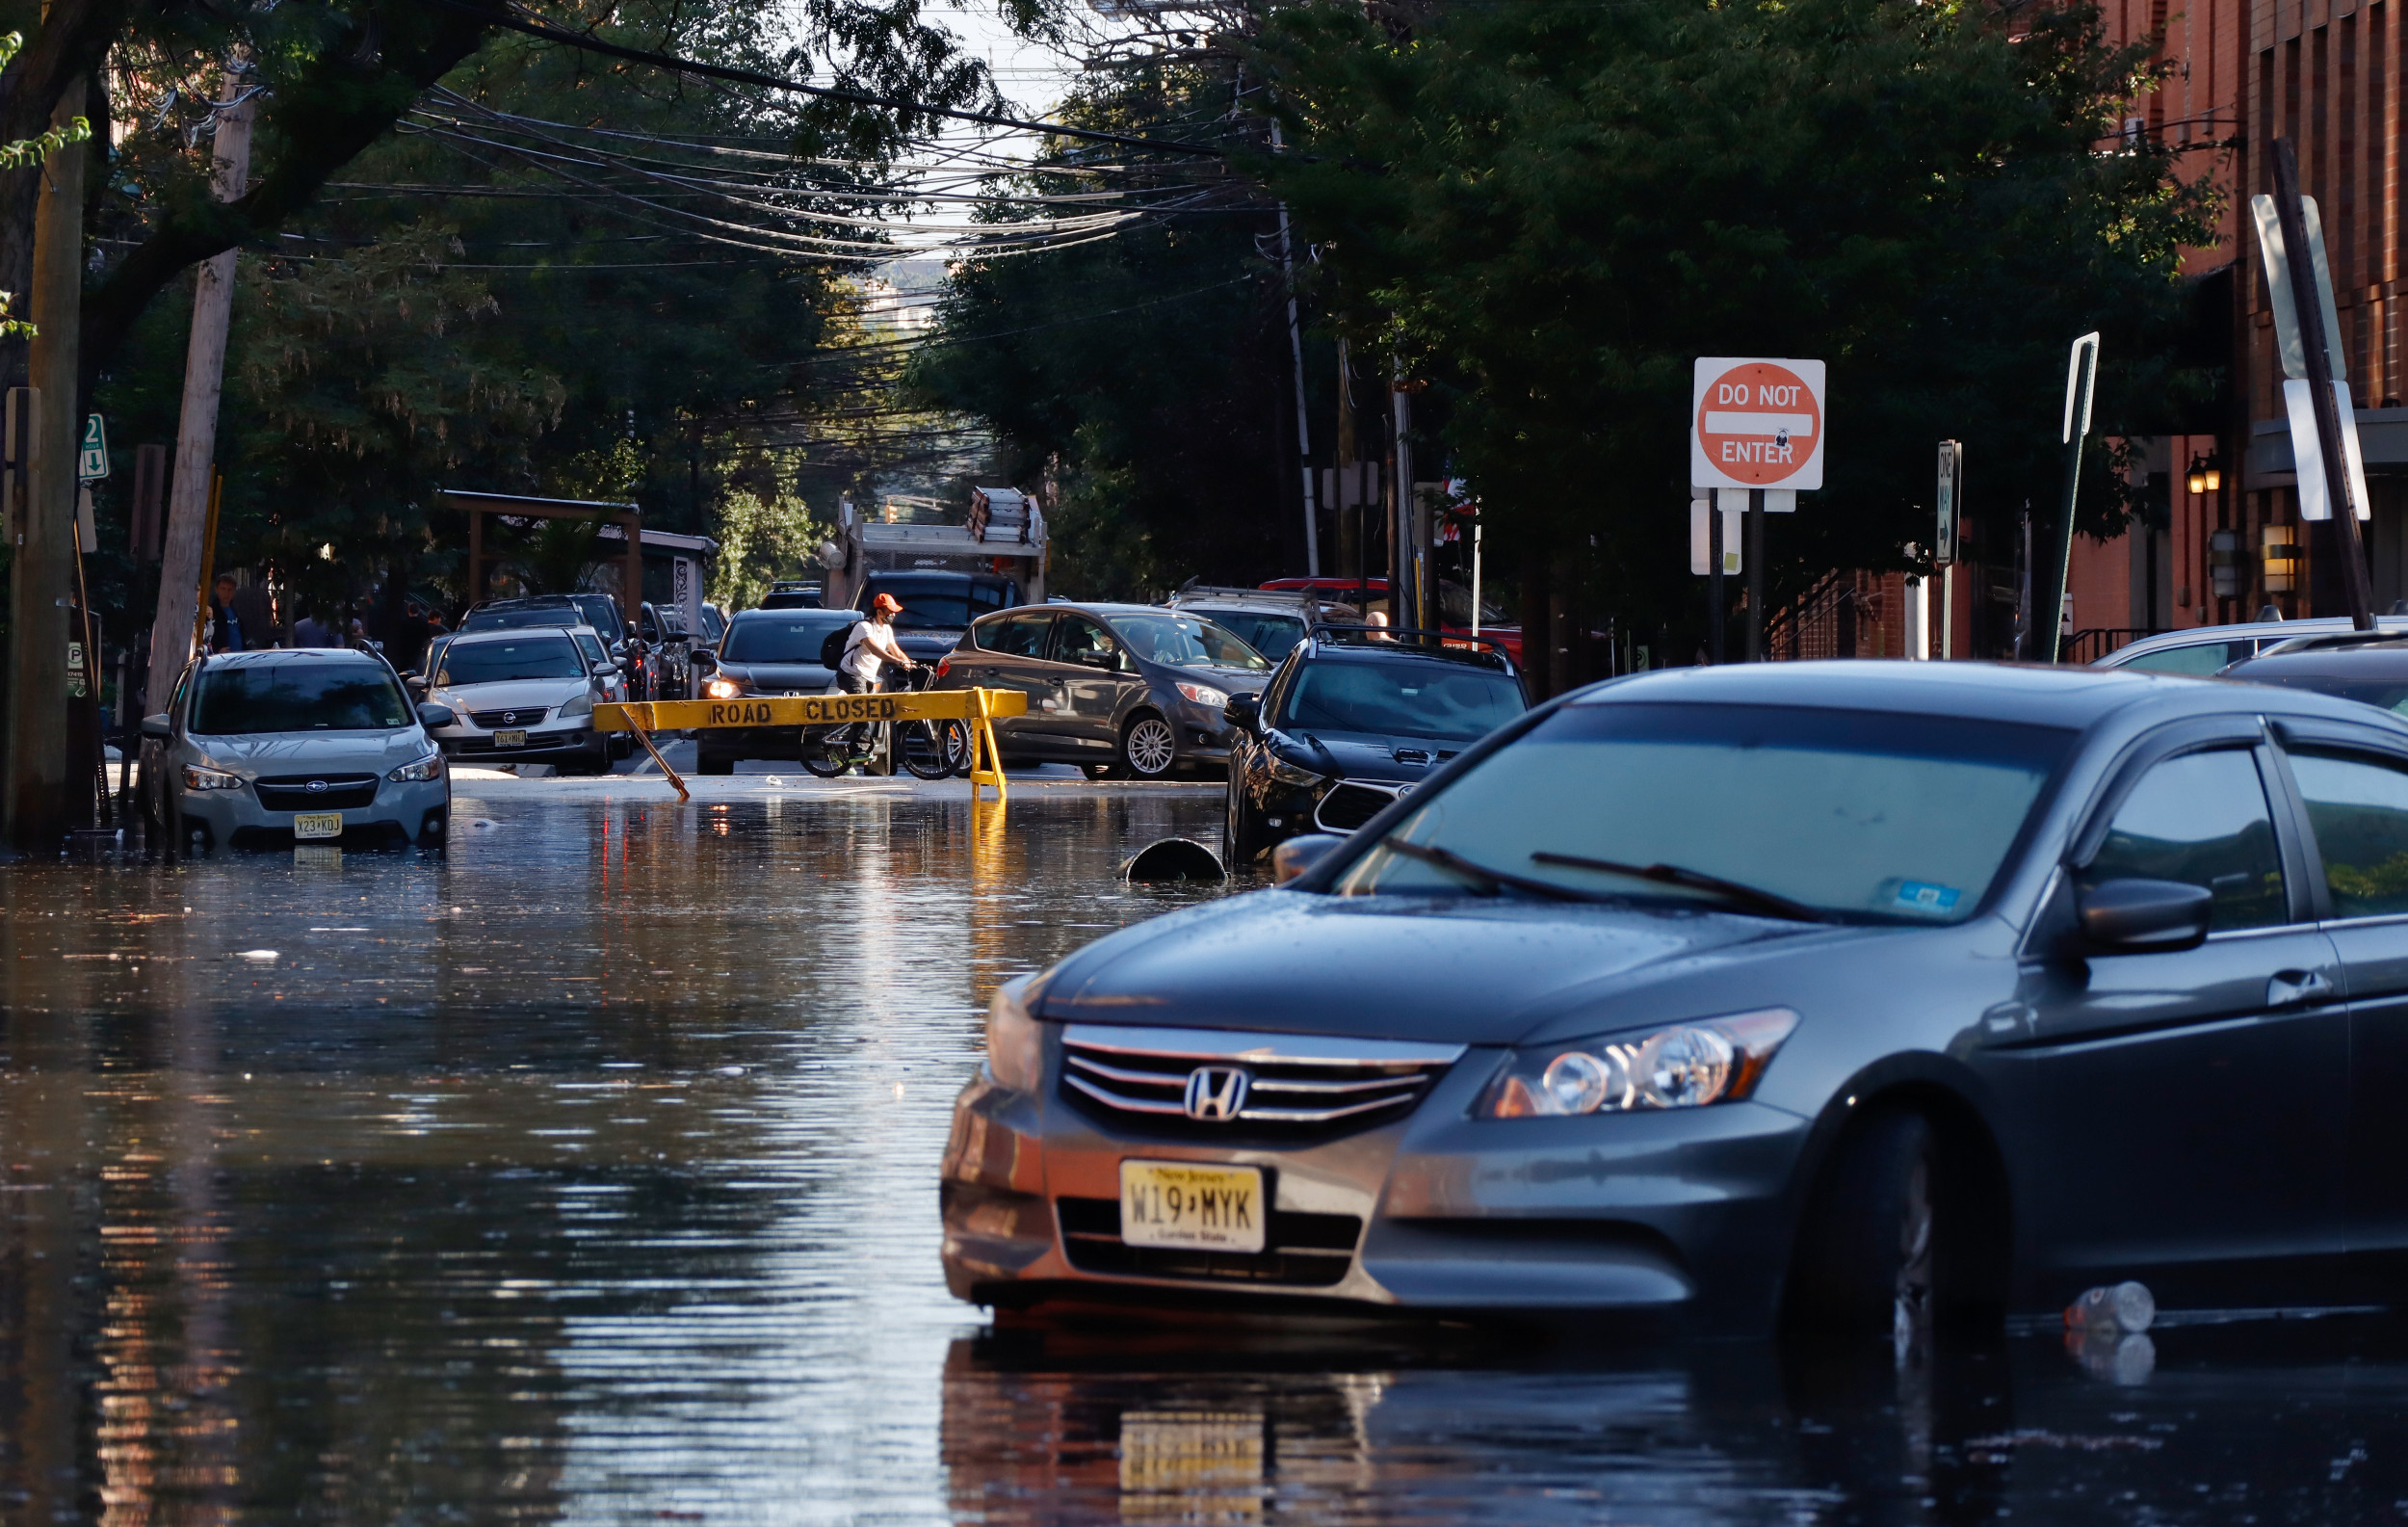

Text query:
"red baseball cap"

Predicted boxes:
[[873, 592, 904, 614]]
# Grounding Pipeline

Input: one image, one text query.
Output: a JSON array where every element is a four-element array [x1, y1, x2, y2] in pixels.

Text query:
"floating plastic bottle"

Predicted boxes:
[[2063, 1279, 2156, 1334]]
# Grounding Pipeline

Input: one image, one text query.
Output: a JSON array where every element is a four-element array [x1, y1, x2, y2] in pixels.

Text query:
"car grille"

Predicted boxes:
[[253, 774, 380, 810], [1315, 780, 1404, 832], [1056, 1197, 1360, 1287], [468, 707, 550, 728], [1059, 1023, 1464, 1137]]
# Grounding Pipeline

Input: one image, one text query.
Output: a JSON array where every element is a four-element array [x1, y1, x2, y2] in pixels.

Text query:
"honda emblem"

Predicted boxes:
[[1182, 1066, 1250, 1121]]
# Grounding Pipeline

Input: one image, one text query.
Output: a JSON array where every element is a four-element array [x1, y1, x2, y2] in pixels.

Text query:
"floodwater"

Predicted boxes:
[[1, 777, 2404, 1524]]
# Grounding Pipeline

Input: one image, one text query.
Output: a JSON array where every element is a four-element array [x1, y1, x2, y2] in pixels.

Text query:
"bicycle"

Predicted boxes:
[[798, 665, 969, 780]]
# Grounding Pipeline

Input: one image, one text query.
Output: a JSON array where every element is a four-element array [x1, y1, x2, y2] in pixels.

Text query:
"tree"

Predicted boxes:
[[1250, 0, 2213, 652]]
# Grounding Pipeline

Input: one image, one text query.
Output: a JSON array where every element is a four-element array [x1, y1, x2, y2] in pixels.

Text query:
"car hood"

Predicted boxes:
[[432, 678, 589, 712], [188, 727, 430, 775], [721, 661, 834, 693], [1034, 890, 1853, 1044], [1268, 726, 1464, 784]]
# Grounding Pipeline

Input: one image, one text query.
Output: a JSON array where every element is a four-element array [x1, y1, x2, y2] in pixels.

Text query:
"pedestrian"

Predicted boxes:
[[232, 575, 275, 650], [293, 605, 331, 647], [828, 592, 918, 765], [207, 575, 244, 652], [1366, 610, 1396, 643]]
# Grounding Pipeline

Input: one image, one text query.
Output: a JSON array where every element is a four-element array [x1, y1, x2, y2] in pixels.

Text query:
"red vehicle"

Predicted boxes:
[[1259, 575, 1523, 665]]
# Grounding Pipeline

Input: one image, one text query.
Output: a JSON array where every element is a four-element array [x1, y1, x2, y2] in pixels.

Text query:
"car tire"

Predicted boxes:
[[1224, 776, 1268, 864], [696, 752, 735, 777], [1114, 713, 1179, 780], [1785, 1109, 1948, 1341]]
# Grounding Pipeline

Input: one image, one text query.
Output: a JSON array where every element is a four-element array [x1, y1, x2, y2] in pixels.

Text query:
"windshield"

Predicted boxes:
[[461, 608, 580, 633], [866, 578, 1010, 630], [436, 637, 585, 686], [723, 612, 857, 662], [2234, 670, 2408, 713], [1281, 658, 1525, 741], [193, 662, 411, 734], [1329, 702, 2073, 922], [1438, 580, 1508, 626], [1199, 611, 1306, 660], [571, 631, 608, 669], [1112, 613, 1269, 672]]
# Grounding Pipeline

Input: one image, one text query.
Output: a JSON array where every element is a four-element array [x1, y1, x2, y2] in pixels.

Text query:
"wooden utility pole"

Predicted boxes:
[[2, 75, 86, 852], [144, 66, 255, 716]]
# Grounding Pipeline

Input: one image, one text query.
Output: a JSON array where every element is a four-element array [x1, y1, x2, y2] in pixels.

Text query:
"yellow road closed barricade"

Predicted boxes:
[[594, 687, 1028, 804]]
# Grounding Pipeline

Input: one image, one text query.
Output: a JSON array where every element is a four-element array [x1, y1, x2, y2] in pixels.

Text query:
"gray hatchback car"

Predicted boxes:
[[144, 648, 452, 850], [943, 661, 2408, 1335]]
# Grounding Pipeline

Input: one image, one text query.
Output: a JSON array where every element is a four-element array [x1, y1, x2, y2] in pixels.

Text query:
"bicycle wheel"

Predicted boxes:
[[900, 719, 956, 780], [799, 727, 849, 778]]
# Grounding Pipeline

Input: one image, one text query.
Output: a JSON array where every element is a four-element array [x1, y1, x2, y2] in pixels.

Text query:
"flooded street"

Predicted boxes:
[[2, 775, 2404, 1524]]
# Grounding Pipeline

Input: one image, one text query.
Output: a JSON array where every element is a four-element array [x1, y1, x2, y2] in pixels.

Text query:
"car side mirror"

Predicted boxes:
[[1224, 693, 1262, 732], [140, 712, 171, 740], [692, 650, 718, 673], [417, 703, 458, 729], [1273, 833, 1346, 885], [2078, 877, 2213, 953]]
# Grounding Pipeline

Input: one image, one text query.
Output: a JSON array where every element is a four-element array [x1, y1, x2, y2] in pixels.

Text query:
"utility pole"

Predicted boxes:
[[1391, 358, 1413, 635], [144, 64, 256, 716], [1271, 123, 1318, 577], [2271, 138, 2377, 629], [2, 74, 87, 852], [2040, 333, 2101, 664]]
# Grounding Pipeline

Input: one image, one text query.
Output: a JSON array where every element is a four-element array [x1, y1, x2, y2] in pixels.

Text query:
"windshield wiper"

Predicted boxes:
[[1528, 852, 1835, 923], [1377, 837, 1600, 902]]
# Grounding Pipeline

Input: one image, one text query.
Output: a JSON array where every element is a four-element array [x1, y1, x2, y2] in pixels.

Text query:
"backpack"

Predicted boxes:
[[824, 619, 870, 672]]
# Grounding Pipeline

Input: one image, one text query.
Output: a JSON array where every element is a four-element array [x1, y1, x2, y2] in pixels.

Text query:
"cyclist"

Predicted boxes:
[[829, 592, 919, 766]]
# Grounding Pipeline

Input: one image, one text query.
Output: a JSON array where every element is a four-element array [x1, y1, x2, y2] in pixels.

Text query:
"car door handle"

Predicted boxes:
[[2267, 969, 2336, 1007]]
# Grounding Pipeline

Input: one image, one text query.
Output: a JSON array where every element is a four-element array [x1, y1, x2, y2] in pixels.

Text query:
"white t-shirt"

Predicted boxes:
[[842, 619, 888, 683]]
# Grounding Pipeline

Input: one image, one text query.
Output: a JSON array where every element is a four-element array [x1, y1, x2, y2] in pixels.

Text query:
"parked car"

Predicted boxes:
[[139, 647, 452, 850], [760, 580, 824, 610], [420, 629, 615, 774], [698, 602, 727, 645], [636, 601, 696, 700], [2093, 616, 2408, 673], [691, 607, 864, 775], [1165, 582, 1358, 665], [459, 592, 626, 643], [2221, 635, 2408, 714], [863, 570, 1018, 668], [935, 602, 1269, 778], [1222, 629, 1529, 863], [1261, 575, 1522, 664], [943, 660, 2408, 1333]]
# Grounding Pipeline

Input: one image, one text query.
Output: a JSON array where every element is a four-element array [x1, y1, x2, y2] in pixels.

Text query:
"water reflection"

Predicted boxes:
[[4, 785, 2406, 1522]]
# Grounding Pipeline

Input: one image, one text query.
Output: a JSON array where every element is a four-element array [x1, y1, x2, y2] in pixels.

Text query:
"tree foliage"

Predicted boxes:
[[1248, 0, 2213, 629]]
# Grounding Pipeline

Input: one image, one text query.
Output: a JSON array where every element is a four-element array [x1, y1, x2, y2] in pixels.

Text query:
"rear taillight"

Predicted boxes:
[[936, 655, 952, 679]]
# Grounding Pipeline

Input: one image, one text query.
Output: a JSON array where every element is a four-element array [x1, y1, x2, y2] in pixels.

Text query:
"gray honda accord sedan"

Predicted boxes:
[[942, 661, 2408, 1333]]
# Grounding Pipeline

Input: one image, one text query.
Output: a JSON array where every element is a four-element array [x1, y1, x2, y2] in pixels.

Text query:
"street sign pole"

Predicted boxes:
[[1935, 441, 1961, 661], [2272, 138, 2377, 630], [1709, 497, 1726, 664], [2043, 335, 2101, 664], [1745, 488, 1765, 661]]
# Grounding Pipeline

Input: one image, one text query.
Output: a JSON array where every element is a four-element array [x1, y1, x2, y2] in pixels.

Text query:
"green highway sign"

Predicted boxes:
[[77, 413, 107, 481]]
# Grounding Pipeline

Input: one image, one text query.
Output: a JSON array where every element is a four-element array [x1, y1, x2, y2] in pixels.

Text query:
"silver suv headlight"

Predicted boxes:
[[559, 691, 595, 719], [182, 765, 243, 792], [388, 752, 445, 782], [1477, 1009, 1797, 1119]]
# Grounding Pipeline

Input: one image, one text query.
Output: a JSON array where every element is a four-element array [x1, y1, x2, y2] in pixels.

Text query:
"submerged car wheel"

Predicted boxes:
[[1117, 714, 1178, 779], [1786, 1110, 1949, 1340], [1224, 775, 1267, 864]]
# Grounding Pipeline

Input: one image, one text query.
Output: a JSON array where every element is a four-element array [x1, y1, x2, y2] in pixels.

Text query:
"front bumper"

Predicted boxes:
[[434, 723, 602, 761], [175, 776, 450, 850], [939, 1056, 1810, 1327]]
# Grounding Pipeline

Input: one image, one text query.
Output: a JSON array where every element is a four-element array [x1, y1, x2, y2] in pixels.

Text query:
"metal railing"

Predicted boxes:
[[2059, 627, 2166, 666]]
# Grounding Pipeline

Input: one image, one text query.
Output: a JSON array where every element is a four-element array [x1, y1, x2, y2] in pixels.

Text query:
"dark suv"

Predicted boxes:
[[861, 571, 1016, 667], [1222, 628, 1529, 863]]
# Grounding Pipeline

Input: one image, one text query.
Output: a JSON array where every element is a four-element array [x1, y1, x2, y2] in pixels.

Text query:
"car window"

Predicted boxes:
[[460, 608, 580, 633], [1054, 615, 1123, 670], [2083, 749, 2287, 932], [2289, 750, 2408, 918], [2120, 640, 2254, 674], [193, 663, 412, 734], [571, 631, 607, 669], [436, 638, 585, 686], [1112, 613, 1269, 671], [2229, 669, 2408, 713], [1334, 703, 2073, 922], [723, 612, 857, 662], [975, 613, 1054, 657], [867, 577, 1013, 629], [1201, 611, 1306, 659], [1283, 659, 1526, 742]]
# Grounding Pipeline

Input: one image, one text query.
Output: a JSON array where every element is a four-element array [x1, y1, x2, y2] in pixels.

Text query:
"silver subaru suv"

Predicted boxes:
[[141, 648, 453, 850]]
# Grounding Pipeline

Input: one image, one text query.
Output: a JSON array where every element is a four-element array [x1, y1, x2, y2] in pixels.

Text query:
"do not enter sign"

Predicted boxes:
[[1690, 357, 1825, 492]]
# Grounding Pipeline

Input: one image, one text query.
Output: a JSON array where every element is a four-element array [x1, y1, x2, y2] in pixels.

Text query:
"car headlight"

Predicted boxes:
[[1478, 1009, 1797, 1119], [1176, 681, 1229, 710], [388, 751, 445, 782], [983, 979, 1046, 1092], [703, 676, 744, 699], [559, 691, 595, 719], [1265, 750, 1325, 787], [182, 765, 243, 792]]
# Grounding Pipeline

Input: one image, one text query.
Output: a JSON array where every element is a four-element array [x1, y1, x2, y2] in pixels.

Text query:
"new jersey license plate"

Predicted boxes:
[[293, 812, 342, 840], [1119, 1161, 1265, 1252], [494, 729, 528, 748]]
